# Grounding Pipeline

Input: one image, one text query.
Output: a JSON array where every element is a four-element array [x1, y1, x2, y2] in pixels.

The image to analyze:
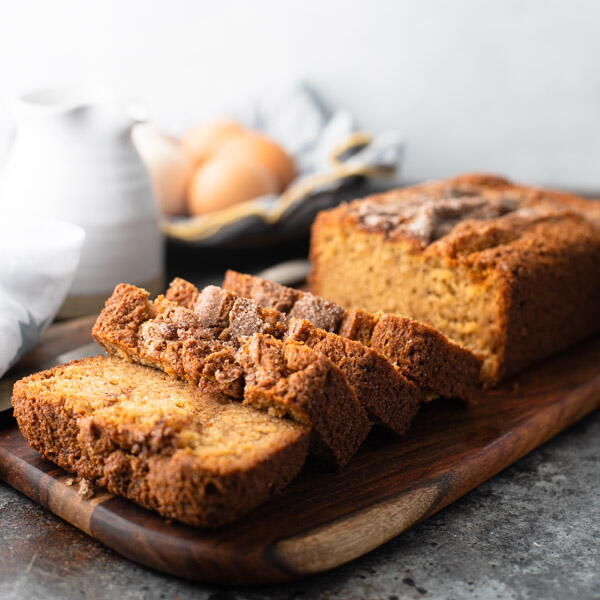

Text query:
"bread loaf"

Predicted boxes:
[[309, 174, 600, 383]]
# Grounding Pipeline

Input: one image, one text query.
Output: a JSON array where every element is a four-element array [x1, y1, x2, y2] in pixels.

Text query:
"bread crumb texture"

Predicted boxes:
[[223, 270, 481, 400], [12, 356, 309, 527], [309, 173, 600, 383]]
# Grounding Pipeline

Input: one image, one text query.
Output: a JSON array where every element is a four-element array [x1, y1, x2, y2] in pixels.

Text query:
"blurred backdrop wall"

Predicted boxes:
[[1, 0, 598, 190]]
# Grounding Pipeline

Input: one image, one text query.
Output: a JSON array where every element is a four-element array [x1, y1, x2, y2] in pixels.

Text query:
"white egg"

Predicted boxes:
[[133, 123, 194, 216]]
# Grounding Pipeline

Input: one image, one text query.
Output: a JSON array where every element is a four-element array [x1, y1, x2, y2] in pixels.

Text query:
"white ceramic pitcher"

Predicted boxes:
[[0, 84, 164, 317]]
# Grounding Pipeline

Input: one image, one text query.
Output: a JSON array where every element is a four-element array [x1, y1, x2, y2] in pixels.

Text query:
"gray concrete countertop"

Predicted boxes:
[[0, 409, 598, 600]]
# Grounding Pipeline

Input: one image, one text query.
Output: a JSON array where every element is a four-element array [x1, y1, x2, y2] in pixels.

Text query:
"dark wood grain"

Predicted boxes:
[[0, 332, 599, 585]]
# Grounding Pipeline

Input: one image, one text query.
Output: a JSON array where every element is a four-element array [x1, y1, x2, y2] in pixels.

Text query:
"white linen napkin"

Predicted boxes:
[[0, 218, 85, 378], [238, 81, 404, 179]]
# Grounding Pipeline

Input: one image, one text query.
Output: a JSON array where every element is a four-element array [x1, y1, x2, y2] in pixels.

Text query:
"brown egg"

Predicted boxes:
[[218, 132, 297, 191], [182, 119, 246, 165], [187, 155, 279, 215]]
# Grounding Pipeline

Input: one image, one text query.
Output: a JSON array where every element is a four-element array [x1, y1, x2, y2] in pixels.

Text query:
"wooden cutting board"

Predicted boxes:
[[0, 319, 599, 585]]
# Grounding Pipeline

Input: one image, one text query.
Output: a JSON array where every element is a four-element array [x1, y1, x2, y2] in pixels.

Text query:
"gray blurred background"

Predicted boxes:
[[0, 0, 598, 190]]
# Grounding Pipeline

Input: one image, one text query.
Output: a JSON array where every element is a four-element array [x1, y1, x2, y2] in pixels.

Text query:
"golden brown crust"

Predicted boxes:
[[224, 270, 481, 399], [449, 173, 600, 227], [94, 288, 244, 395], [91, 283, 151, 352], [237, 334, 372, 468], [336, 308, 379, 346], [12, 356, 309, 527], [93, 285, 368, 469], [285, 318, 422, 433], [483, 216, 600, 379], [367, 314, 482, 402], [165, 277, 200, 310], [309, 174, 600, 383], [223, 271, 299, 314], [223, 271, 345, 332], [315, 174, 600, 264], [182, 281, 423, 435]]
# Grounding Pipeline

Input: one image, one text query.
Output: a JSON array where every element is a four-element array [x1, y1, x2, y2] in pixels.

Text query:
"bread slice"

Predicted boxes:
[[166, 280, 423, 435], [222, 270, 482, 400], [12, 356, 309, 527], [92, 284, 370, 469], [236, 334, 369, 466]]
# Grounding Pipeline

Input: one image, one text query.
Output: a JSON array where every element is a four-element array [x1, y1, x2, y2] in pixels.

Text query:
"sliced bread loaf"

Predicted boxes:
[[222, 270, 482, 400], [92, 284, 370, 469], [166, 281, 423, 435]]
